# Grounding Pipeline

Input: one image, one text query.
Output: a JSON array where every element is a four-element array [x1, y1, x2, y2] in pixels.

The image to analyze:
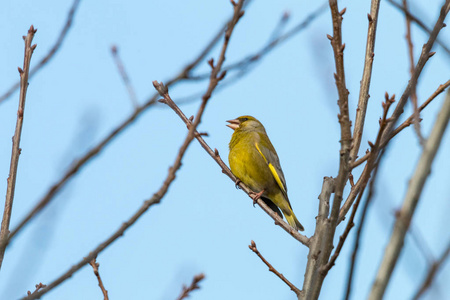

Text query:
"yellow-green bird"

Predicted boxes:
[[227, 116, 304, 231]]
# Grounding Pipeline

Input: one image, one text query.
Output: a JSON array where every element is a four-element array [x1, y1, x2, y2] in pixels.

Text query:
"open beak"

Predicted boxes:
[[226, 119, 240, 130]]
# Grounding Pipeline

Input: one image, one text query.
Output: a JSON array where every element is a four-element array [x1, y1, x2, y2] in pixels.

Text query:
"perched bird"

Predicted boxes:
[[227, 115, 304, 231]]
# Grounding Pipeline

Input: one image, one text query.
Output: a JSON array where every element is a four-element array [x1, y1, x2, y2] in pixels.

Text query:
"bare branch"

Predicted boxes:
[[381, 0, 450, 145], [386, 0, 450, 56], [403, 0, 425, 145], [0, 0, 81, 104], [0, 25, 37, 270], [110, 45, 139, 108], [369, 89, 450, 300], [249, 240, 301, 296], [176, 273, 205, 300], [89, 257, 109, 300], [413, 240, 450, 300], [351, 0, 381, 162]]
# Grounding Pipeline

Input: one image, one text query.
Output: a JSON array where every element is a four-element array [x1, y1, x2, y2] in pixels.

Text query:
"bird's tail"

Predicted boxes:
[[284, 210, 304, 232]]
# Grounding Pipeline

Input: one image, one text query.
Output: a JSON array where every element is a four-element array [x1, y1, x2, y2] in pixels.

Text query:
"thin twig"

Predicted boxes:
[[386, 0, 450, 56], [0, 0, 81, 104], [189, 2, 328, 81], [403, 0, 425, 145], [249, 240, 301, 296], [391, 79, 450, 139], [369, 88, 450, 300], [176, 273, 205, 300], [413, 240, 450, 300], [89, 257, 109, 300], [110, 45, 139, 108], [0, 25, 37, 270], [351, 0, 381, 162]]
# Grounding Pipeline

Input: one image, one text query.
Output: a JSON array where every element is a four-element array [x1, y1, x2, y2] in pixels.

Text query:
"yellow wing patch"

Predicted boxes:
[[255, 142, 287, 194]]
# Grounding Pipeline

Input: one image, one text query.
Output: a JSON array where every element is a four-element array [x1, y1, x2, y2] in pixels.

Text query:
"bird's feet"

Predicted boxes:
[[250, 190, 264, 207]]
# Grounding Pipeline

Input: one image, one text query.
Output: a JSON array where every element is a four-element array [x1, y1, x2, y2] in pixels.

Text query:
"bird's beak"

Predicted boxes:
[[226, 119, 240, 130]]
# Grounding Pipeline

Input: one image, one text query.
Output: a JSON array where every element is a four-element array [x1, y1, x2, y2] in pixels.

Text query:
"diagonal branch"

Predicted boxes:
[[0, 25, 37, 270], [369, 89, 450, 300], [412, 240, 450, 300], [176, 273, 205, 300], [249, 240, 301, 296]]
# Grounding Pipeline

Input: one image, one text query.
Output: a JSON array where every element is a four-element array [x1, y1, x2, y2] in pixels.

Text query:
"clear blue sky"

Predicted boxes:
[[0, 0, 449, 299]]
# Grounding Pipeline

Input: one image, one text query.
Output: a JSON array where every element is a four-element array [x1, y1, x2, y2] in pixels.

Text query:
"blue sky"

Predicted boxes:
[[0, 0, 449, 299]]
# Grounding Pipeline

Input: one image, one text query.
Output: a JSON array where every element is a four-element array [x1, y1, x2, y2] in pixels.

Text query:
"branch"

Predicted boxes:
[[249, 240, 301, 296], [351, 0, 381, 162], [413, 240, 450, 300], [386, 0, 450, 56], [344, 154, 383, 300], [350, 79, 450, 170], [110, 45, 139, 109], [4, 1, 242, 248], [369, 89, 450, 300], [0, 25, 37, 270], [19, 84, 207, 300], [0, 0, 81, 104], [176, 273, 205, 300], [301, 177, 335, 299], [403, 0, 425, 145], [380, 0, 450, 145], [89, 258, 109, 300]]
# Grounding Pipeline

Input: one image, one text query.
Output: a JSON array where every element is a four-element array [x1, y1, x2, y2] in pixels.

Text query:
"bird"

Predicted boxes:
[[226, 115, 304, 231]]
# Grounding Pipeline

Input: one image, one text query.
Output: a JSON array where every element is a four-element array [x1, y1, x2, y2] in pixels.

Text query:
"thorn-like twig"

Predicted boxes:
[[176, 273, 205, 300], [249, 240, 301, 296], [89, 257, 109, 300]]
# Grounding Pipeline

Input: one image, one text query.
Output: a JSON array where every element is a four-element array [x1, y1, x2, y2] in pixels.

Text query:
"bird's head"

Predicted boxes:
[[226, 115, 266, 133]]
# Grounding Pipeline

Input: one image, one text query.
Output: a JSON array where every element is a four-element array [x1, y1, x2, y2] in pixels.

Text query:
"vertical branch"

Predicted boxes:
[[0, 26, 37, 270], [403, 0, 425, 144], [351, 0, 381, 161], [369, 89, 450, 300], [89, 258, 109, 300]]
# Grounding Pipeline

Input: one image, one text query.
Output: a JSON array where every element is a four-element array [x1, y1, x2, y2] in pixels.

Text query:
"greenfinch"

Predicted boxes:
[[227, 116, 304, 231]]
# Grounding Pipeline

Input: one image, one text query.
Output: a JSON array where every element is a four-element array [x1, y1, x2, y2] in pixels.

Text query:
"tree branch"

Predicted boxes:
[[176, 273, 205, 300], [249, 240, 301, 296], [369, 88, 450, 300], [89, 257, 109, 300], [351, 0, 381, 162], [413, 240, 450, 300], [0, 25, 37, 270]]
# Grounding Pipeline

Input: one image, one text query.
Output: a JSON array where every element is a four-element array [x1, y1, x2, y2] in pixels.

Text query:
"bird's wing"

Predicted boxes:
[[254, 138, 288, 197]]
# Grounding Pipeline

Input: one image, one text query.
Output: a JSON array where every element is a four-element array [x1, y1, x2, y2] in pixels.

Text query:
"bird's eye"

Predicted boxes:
[[241, 117, 248, 122]]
